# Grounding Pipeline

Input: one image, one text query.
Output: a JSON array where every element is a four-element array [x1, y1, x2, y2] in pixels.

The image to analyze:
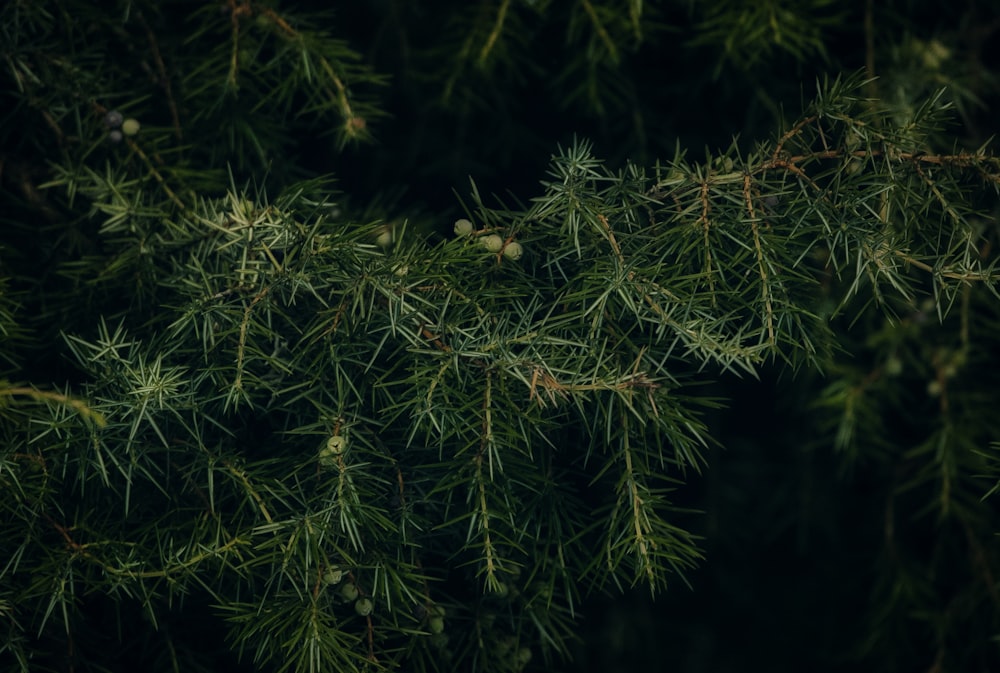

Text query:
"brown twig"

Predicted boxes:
[[744, 174, 775, 344], [697, 180, 716, 300], [234, 286, 271, 393], [137, 13, 182, 140]]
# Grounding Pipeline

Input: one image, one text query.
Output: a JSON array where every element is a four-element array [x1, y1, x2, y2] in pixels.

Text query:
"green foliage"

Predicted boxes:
[[689, 0, 842, 72], [2, 1, 1000, 673]]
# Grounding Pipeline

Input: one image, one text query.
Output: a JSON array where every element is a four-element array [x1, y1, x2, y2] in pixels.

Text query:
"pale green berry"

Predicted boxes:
[[319, 435, 346, 467], [229, 196, 254, 219], [515, 647, 532, 668], [502, 241, 523, 261], [355, 597, 374, 616], [454, 218, 474, 236], [884, 356, 903, 377], [340, 582, 359, 601], [927, 380, 943, 397], [428, 616, 445, 634], [121, 118, 140, 136], [375, 228, 393, 247], [481, 234, 503, 253], [921, 39, 950, 69], [323, 566, 344, 585], [327, 435, 346, 454]]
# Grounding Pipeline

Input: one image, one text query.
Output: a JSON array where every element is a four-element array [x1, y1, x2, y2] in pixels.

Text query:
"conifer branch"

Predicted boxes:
[[744, 173, 776, 344], [479, 0, 511, 67], [4, 4, 1000, 670], [579, 0, 619, 63]]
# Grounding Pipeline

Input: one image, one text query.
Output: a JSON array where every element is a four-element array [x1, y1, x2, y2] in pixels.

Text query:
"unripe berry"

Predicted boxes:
[[481, 234, 503, 253], [322, 566, 344, 585], [453, 218, 474, 236], [921, 39, 951, 70], [502, 241, 523, 261], [428, 616, 445, 634], [340, 582, 359, 601], [327, 435, 346, 454], [515, 647, 532, 668], [355, 598, 374, 616], [319, 435, 346, 467], [121, 118, 141, 137], [108, 129, 124, 144], [884, 356, 903, 377], [375, 227, 394, 247]]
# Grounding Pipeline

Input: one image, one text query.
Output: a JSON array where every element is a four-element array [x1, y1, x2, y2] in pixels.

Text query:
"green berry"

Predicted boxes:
[[884, 356, 903, 377], [515, 647, 532, 668], [322, 566, 344, 585], [121, 118, 140, 137], [319, 435, 346, 467], [375, 227, 394, 247], [481, 234, 503, 253], [428, 616, 445, 634], [340, 582, 359, 601], [454, 218, 474, 236], [327, 435, 346, 454], [355, 597, 374, 616], [502, 241, 523, 261], [921, 39, 950, 69]]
